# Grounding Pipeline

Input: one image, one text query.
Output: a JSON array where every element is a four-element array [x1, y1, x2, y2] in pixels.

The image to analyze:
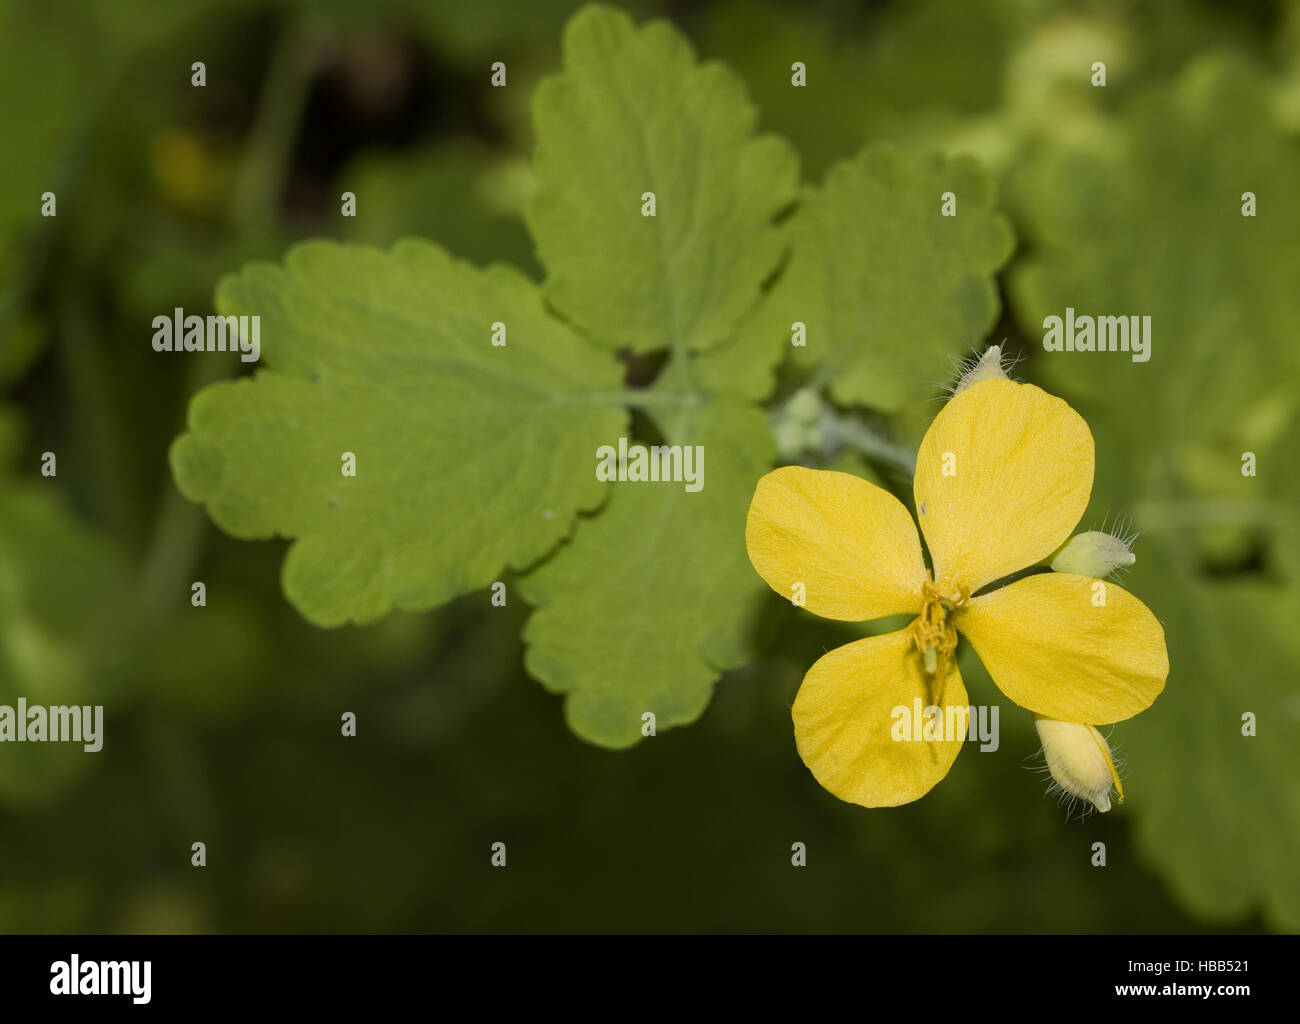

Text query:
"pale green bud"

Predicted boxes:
[[773, 419, 808, 460], [786, 387, 823, 426], [1034, 715, 1124, 813], [952, 344, 1010, 395], [1050, 531, 1136, 577]]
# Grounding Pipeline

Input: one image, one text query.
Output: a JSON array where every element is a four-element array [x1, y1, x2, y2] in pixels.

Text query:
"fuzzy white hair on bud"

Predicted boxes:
[[1051, 530, 1137, 578], [950, 344, 1014, 396], [1034, 716, 1124, 816]]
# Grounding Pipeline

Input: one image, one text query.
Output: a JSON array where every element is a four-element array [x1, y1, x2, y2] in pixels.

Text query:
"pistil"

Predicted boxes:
[[910, 579, 969, 676]]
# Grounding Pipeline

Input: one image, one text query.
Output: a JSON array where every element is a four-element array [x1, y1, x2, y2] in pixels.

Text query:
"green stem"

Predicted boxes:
[[138, 475, 209, 618], [56, 294, 132, 533], [822, 414, 917, 476], [140, 17, 321, 612], [229, 16, 324, 227], [139, 358, 227, 616]]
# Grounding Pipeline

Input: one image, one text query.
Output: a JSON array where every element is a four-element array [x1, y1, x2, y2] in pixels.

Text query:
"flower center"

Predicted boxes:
[[909, 579, 968, 676]]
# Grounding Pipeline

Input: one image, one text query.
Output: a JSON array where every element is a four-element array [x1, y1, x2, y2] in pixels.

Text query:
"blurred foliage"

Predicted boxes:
[[1010, 54, 1300, 929], [0, 0, 1295, 934], [763, 145, 1013, 411]]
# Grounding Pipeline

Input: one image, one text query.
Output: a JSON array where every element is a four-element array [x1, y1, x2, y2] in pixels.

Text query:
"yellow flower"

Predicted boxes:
[[745, 378, 1169, 808]]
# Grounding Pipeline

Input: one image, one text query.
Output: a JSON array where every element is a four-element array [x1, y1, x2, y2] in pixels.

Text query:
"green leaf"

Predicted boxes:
[[769, 144, 1014, 412], [686, 299, 791, 403], [508, 6, 811, 744], [168, 4, 1020, 751], [1011, 56, 1300, 455], [698, 0, 1022, 181], [526, 4, 799, 356], [170, 240, 627, 627], [0, 484, 127, 807], [1122, 543, 1300, 931], [520, 399, 775, 748]]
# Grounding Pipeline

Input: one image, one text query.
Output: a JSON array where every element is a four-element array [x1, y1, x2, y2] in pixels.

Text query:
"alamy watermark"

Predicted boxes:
[[1042, 307, 1151, 362], [152, 307, 260, 363], [891, 698, 999, 751], [0, 699, 103, 752], [50, 955, 150, 1004], [595, 437, 704, 492]]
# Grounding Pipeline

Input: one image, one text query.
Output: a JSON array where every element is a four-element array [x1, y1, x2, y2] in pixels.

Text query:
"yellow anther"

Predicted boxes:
[[910, 579, 967, 675]]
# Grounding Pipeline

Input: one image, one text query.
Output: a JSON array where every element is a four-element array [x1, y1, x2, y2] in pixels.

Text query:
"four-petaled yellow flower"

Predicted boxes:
[[745, 378, 1169, 807]]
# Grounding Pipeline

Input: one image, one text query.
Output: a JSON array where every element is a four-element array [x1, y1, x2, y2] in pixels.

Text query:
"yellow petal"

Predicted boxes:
[[957, 572, 1168, 723], [792, 628, 968, 807], [914, 379, 1094, 592], [746, 466, 927, 621]]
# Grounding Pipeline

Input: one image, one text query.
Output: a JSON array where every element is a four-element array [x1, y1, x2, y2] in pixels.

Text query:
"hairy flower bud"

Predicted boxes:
[[1034, 715, 1124, 813], [1050, 530, 1136, 577], [952, 344, 1011, 395], [771, 388, 826, 458]]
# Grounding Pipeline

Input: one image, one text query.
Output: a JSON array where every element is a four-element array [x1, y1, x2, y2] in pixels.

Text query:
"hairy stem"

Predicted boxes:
[[820, 414, 917, 476]]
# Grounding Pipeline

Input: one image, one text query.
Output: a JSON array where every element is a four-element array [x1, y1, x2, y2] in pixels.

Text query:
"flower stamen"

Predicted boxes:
[[910, 579, 968, 676]]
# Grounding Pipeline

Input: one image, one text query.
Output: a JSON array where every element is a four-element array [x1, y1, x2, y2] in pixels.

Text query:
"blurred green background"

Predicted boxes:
[[1, 0, 1298, 933]]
